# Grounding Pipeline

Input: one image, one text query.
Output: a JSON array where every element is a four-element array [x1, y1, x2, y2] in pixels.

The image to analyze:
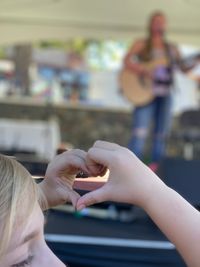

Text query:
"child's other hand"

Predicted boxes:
[[39, 149, 104, 209], [76, 140, 161, 210]]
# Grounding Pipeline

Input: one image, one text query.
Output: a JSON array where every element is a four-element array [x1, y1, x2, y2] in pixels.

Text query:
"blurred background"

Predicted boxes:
[[0, 0, 200, 266]]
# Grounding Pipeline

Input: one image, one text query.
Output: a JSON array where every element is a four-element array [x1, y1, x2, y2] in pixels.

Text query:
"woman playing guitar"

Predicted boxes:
[[123, 11, 196, 170]]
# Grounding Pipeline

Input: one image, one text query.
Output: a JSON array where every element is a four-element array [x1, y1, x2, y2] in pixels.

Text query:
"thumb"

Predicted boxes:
[[76, 186, 108, 210]]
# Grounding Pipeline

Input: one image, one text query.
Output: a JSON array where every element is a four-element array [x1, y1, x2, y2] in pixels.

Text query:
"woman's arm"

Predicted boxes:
[[123, 39, 149, 75], [172, 45, 197, 73]]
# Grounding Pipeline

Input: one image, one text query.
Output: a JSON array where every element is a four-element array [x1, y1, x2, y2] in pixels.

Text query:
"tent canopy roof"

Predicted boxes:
[[0, 0, 200, 46]]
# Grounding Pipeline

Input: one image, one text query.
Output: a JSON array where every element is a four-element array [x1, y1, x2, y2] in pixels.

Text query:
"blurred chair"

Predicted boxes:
[[157, 157, 200, 208], [170, 109, 200, 160]]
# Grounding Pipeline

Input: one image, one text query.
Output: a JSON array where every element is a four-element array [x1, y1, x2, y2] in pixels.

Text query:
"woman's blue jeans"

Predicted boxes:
[[128, 95, 172, 162]]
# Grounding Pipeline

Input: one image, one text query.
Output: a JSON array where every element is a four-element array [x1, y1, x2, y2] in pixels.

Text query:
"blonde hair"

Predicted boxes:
[[0, 154, 38, 259]]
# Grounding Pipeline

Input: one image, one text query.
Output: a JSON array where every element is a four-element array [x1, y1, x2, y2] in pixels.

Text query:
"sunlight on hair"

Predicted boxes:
[[0, 155, 39, 259]]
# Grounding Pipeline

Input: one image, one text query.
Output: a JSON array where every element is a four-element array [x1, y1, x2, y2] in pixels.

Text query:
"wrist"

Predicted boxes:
[[141, 176, 168, 212], [128, 163, 167, 209]]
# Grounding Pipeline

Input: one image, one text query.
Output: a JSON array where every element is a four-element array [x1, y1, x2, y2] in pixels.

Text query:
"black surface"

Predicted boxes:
[[45, 209, 163, 240], [45, 209, 186, 267], [158, 157, 200, 207]]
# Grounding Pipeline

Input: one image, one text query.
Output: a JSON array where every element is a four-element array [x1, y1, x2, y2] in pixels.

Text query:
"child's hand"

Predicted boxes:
[[76, 140, 162, 210], [39, 149, 104, 209]]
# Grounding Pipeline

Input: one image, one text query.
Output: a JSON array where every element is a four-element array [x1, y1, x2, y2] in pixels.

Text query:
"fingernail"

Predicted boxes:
[[77, 204, 86, 211]]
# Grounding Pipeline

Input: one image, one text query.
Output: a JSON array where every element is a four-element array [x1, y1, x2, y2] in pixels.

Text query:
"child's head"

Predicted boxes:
[[0, 155, 64, 266]]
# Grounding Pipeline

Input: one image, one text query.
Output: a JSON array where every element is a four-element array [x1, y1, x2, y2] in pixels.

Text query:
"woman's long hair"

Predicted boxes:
[[140, 11, 166, 61]]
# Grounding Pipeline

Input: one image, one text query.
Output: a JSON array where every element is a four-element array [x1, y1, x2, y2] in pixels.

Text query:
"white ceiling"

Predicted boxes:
[[0, 0, 200, 46]]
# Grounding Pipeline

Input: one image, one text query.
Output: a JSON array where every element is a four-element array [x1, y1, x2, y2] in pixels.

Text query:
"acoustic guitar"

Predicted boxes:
[[119, 54, 200, 107], [119, 58, 168, 107]]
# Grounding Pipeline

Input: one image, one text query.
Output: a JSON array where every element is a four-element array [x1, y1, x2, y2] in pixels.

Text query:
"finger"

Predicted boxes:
[[98, 166, 108, 177], [68, 149, 87, 159], [87, 147, 115, 167], [57, 149, 87, 167], [60, 157, 90, 177], [62, 150, 88, 168], [76, 186, 108, 210], [51, 150, 89, 175], [65, 150, 91, 175], [85, 155, 105, 176], [93, 140, 121, 150], [68, 190, 81, 209], [90, 164, 108, 177]]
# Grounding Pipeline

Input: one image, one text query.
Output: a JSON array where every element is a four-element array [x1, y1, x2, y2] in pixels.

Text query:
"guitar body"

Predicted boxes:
[[120, 52, 200, 107], [120, 69, 154, 107], [119, 57, 172, 107]]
